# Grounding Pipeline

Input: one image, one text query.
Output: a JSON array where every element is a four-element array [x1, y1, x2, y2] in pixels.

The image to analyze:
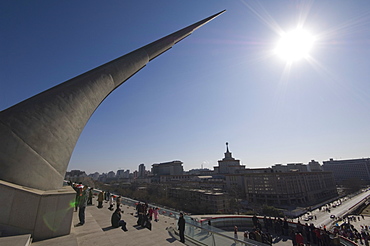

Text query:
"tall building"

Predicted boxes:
[[214, 142, 245, 174], [116, 169, 130, 179], [88, 172, 100, 180], [107, 171, 116, 179], [138, 164, 146, 178], [322, 158, 370, 183], [152, 161, 184, 176]]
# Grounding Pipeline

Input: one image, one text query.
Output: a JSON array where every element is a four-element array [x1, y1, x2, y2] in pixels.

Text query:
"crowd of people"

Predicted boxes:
[[135, 202, 156, 230], [237, 214, 370, 246], [331, 215, 370, 245], [70, 182, 165, 235]]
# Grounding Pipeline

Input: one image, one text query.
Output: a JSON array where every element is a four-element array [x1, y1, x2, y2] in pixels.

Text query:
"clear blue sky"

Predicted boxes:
[[1, 1, 370, 174]]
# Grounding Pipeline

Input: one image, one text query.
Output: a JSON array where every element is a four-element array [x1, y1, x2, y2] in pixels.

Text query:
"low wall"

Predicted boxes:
[[0, 180, 75, 241]]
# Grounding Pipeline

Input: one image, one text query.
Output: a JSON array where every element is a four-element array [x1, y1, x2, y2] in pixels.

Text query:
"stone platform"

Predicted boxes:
[[31, 202, 185, 246]]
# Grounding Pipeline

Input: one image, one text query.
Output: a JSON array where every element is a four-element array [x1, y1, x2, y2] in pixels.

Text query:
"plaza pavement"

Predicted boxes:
[[30, 203, 293, 246], [32, 202, 186, 246]]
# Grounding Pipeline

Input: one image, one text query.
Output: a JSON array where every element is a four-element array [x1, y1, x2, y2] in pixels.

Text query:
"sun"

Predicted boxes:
[[274, 29, 315, 62]]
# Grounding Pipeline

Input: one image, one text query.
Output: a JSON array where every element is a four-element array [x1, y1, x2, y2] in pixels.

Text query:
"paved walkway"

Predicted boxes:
[[30, 203, 294, 246], [30, 203, 370, 246], [32, 202, 184, 246]]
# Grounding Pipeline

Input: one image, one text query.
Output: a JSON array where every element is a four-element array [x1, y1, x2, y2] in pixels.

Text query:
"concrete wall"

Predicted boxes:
[[0, 180, 75, 241]]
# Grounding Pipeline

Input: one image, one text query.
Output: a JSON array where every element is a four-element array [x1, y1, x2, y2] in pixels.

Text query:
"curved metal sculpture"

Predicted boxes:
[[0, 10, 225, 190]]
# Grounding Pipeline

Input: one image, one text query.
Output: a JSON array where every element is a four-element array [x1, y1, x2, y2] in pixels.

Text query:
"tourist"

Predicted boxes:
[[111, 208, 128, 231], [137, 203, 144, 225], [178, 213, 185, 243], [108, 195, 114, 210], [283, 218, 289, 236], [143, 202, 148, 215], [290, 229, 296, 246], [154, 207, 159, 222], [87, 188, 93, 205], [296, 220, 303, 233], [148, 207, 154, 220], [116, 196, 121, 209], [71, 182, 83, 212], [252, 215, 258, 227], [263, 216, 269, 232], [207, 220, 212, 236], [76, 185, 88, 226], [234, 226, 238, 239], [310, 223, 316, 244], [295, 232, 304, 246], [142, 212, 151, 230], [255, 229, 261, 242], [305, 223, 311, 243], [244, 230, 249, 242], [249, 230, 256, 240], [97, 191, 104, 208]]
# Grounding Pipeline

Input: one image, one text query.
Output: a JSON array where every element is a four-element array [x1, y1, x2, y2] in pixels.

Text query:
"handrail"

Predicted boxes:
[[181, 220, 269, 246]]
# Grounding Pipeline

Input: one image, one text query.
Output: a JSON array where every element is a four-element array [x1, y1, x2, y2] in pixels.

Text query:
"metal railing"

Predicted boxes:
[[168, 221, 268, 246]]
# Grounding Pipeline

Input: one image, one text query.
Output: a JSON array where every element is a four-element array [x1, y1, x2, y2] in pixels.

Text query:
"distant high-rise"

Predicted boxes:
[[116, 169, 130, 179], [152, 161, 184, 176], [138, 164, 146, 178], [107, 171, 116, 179]]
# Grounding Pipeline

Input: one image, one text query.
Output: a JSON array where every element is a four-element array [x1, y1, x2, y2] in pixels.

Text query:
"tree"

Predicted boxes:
[[261, 205, 284, 217]]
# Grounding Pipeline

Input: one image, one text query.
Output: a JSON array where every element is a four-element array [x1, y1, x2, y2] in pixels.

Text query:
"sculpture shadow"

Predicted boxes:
[[102, 226, 116, 232]]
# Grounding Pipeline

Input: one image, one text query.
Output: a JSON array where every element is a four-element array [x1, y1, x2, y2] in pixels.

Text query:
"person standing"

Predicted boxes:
[[116, 196, 121, 209], [234, 226, 238, 239], [244, 231, 249, 242], [71, 183, 82, 212], [178, 213, 185, 243], [76, 185, 88, 226], [137, 203, 144, 226], [97, 191, 104, 208], [296, 232, 304, 246], [87, 188, 93, 205], [148, 207, 154, 220], [108, 195, 114, 210], [153, 207, 159, 222]]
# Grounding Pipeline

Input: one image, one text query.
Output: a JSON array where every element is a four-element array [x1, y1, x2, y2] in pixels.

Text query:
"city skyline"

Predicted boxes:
[[71, 154, 367, 175], [2, 1, 370, 174]]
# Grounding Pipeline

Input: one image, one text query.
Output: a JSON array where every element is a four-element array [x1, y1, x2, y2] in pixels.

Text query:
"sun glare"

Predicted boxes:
[[275, 29, 315, 62]]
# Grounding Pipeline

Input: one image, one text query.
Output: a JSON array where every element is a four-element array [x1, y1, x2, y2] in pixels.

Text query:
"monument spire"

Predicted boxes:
[[0, 10, 225, 191], [224, 142, 233, 159]]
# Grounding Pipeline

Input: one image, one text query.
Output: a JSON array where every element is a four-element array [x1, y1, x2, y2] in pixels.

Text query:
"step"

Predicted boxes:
[[0, 234, 32, 246]]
